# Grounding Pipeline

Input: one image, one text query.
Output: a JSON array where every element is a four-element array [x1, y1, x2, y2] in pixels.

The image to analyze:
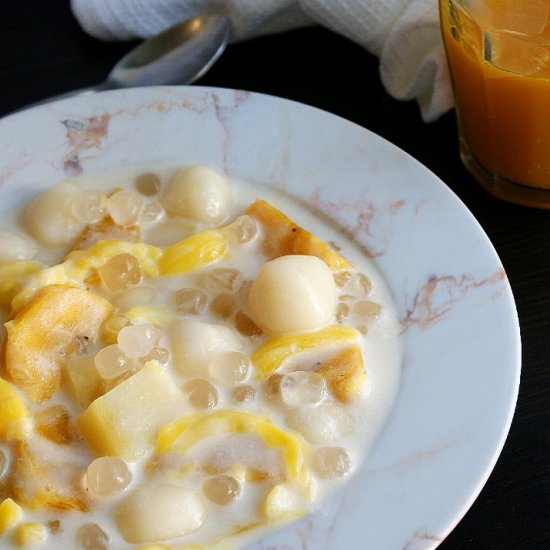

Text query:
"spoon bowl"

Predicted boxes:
[[104, 14, 230, 89]]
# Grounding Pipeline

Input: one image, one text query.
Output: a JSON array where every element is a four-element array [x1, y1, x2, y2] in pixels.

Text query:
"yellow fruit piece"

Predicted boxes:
[[9, 241, 160, 312], [245, 199, 350, 271], [77, 362, 185, 460], [65, 239, 162, 279], [0, 378, 33, 441], [63, 356, 103, 409], [10, 228, 228, 310], [315, 344, 366, 402], [0, 498, 22, 533], [251, 325, 360, 380], [4, 285, 114, 402], [12, 522, 47, 547], [34, 405, 72, 445], [0, 261, 43, 310], [260, 483, 308, 520], [9, 265, 68, 314], [10, 439, 88, 512], [156, 410, 310, 486], [157, 229, 229, 276]]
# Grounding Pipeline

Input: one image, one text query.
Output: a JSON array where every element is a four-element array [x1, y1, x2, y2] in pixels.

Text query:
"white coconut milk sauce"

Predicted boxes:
[[0, 163, 402, 549]]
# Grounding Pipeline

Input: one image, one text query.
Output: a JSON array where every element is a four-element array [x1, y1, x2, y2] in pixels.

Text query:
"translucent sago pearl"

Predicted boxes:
[[72, 189, 106, 224], [184, 379, 219, 409], [353, 300, 381, 320], [85, 456, 132, 497], [117, 324, 157, 359], [94, 345, 133, 380], [353, 272, 372, 295], [76, 523, 110, 550], [204, 268, 242, 293], [203, 475, 240, 505], [231, 385, 256, 403], [279, 371, 325, 407], [134, 172, 161, 196], [313, 447, 351, 479], [226, 215, 257, 245], [98, 254, 141, 293], [209, 352, 251, 384], [210, 293, 236, 319], [140, 202, 164, 223], [107, 190, 142, 227], [173, 288, 208, 315]]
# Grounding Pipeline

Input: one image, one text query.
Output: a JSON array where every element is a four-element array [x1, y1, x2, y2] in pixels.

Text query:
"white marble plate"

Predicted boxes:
[[0, 87, 520, 549]]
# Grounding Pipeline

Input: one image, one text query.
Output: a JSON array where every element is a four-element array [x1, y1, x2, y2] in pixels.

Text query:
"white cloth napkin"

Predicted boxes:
[[70, 0, 453, 122]]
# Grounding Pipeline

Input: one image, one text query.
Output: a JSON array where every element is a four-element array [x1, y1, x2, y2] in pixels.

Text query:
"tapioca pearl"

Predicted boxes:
[[353, 272, 372, 295], [231, 385, 256, 403], [208, 351, 251, 384], [107, 190, 142, 227], [226, 215, 258, 245], [71, 189, 107, 224], [353, 300, 381, 320], [97, 253, 141, 293], [333, 270, 353, 288], [94, 344, 134, 380], [313, 447, 351, 479], [203, 475, 240, 505], [184, 379, 219, 409], [162, 164, 231, 223], [85, 456, 132, 497], [117, 324, 157, 358], [335, 302, 349, 323], [0, 230, 37, 262], [264, 374, 284, 400], [173, 288, 208, 315], [140, 201, 164, 223], [236, 280, 252, 304], [204, 268, 242, 293], [235, 311, 262, 337], [248, 255, 337, 335], [76, 523, 109, 550], [24, 183, 85, 246], [278, 371, 325, 407], [210, 293, 236, 319], [134, 172, 161, 196]]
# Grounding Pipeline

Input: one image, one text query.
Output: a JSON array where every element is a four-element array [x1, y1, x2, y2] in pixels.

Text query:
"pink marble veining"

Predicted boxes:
[[401, 268, 507, 332]]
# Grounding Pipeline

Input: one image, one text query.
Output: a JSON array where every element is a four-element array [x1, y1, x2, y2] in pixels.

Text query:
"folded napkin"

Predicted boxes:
[[70, 0, 453, 122]]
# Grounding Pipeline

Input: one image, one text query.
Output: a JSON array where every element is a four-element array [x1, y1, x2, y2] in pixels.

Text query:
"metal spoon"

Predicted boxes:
[[27, 14, 230, 107]]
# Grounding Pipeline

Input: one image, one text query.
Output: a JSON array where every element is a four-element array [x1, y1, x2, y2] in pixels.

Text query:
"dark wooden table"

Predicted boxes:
[[1, 2, 548, 549]]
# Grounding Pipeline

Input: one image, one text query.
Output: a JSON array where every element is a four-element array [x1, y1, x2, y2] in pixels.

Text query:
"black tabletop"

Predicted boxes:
[[1, 2, 549, 549]]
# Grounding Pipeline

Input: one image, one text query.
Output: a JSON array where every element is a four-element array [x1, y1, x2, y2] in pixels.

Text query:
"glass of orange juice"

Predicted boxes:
[[439, 0, 550, 208]]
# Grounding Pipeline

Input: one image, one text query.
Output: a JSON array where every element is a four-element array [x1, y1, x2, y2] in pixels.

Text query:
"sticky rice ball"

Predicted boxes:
[[162, 165, 231, 223], [247, 255, 336, 334]]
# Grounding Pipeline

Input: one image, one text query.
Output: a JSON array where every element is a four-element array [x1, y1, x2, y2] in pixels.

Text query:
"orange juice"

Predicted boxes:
[[440, 0, 550, 205]]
